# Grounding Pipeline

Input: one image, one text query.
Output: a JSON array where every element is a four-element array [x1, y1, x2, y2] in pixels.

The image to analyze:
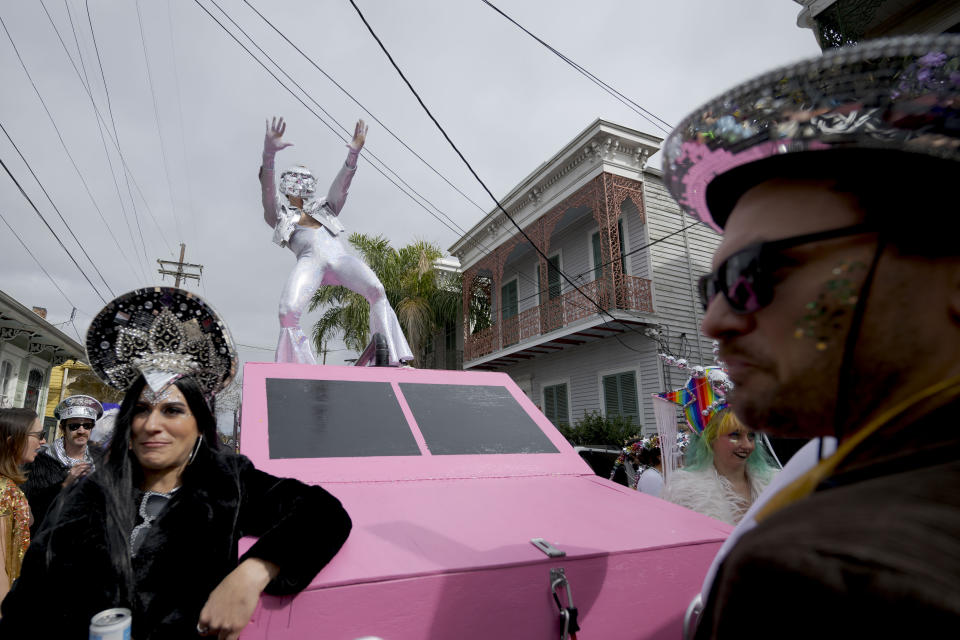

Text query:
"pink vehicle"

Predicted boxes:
[[237, 363, 730, 639]]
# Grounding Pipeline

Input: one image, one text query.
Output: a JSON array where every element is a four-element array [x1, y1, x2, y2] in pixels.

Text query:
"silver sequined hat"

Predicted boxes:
[[279, 165, 317, 198], [54, 395, 104, 422], [85, 287, 238, 397], [663, 34, 960, 232]]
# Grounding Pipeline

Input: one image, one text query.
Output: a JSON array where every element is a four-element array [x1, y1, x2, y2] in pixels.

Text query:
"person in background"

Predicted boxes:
[[663, 409, 778, 525], [634, 434, 665, 497], [21, 395, 102, 535], [0, 408, 44, 603], [611, 435, 666, 496]]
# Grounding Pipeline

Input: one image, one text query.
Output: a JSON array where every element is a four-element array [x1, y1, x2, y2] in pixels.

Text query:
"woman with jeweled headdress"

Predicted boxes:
[[259, 116, 413, 365], [0, 288, 352, 639]]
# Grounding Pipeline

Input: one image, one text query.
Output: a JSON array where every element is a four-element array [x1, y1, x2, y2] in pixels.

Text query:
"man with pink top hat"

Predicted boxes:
[[663, 34, 960, 637]]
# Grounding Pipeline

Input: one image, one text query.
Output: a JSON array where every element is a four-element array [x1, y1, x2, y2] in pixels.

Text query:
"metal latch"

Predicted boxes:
[[550, 567, 580, 640], [530, 537, 566, 558]]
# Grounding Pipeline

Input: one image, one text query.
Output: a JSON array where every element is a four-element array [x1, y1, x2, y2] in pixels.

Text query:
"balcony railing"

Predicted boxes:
[[465, 275, 653, 362]]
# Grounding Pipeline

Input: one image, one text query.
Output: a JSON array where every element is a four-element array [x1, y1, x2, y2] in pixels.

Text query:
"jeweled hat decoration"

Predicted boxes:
[[663, 34, 960, 232], [54, 395, 104, 422], [86, 288, 237, 398]]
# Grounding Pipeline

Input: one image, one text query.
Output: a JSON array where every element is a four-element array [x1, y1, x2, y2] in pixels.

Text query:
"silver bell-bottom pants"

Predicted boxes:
[[276, 226, 413, 365]]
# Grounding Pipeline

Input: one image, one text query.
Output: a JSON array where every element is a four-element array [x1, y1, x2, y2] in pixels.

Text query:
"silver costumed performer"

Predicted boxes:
[[260, 117, 413, 365]]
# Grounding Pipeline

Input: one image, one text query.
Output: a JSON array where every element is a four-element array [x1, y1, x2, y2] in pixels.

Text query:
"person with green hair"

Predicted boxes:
[[662, 409, 778, 525]]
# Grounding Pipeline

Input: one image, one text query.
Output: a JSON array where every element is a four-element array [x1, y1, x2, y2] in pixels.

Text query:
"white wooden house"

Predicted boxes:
[[0, 289, 85, 424], [449, 120, 720, 434]]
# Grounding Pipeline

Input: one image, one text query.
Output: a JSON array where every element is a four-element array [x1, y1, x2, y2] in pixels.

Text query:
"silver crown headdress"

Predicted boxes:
[[279, 165, 317, 198], [86, 288, 237, 398], [54, 395, 104, 422]]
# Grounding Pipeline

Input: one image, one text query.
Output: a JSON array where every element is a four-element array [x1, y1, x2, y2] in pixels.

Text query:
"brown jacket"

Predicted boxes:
[[695, 399, 960, 638]]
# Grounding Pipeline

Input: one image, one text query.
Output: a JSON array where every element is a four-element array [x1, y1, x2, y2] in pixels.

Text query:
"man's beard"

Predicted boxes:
[[728, 350, 901, 441]]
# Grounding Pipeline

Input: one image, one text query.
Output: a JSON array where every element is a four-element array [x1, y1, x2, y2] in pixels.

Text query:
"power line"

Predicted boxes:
[[215, 1, 654, 342], [69, 319, 84, 343], [0, 6, 141, 285], [347, 0, 657, 353], [198, 0, 551, 317], [56, 0, 147, 281], [191, 0, 465, 240], [206, 0, 469, 241], [0, 119, 115, 297], [243, 0, 488, 215], [202, 0, 523, 266], [164, 0, 202, 252], [0, 209, 78, 311], [135, 0, 186, 244], [85, 0, 150, 267], [41, 0, 175, 261], [0, 154, 106, 303], [480, 0, 672, 134], [195, 0, 638, 341]]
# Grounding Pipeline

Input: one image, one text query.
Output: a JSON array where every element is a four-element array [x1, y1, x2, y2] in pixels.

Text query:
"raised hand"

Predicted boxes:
[[62, 463, 92, 488], [348, 119, 368, 152], [264, 116, 293, 155]]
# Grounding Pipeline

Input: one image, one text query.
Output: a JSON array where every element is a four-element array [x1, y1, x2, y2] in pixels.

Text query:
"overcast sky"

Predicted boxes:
[[0, 0, 820, 372]]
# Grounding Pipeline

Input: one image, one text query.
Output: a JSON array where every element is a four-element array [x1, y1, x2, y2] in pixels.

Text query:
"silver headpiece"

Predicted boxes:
[[279, 165, 317, 199], [54, 395, 104, 422], [86, 288, 237, 398], [663, 34, 960, 232]]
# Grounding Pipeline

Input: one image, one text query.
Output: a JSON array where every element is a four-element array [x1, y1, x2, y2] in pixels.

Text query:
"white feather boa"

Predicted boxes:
[[662, 466, 776, 525]]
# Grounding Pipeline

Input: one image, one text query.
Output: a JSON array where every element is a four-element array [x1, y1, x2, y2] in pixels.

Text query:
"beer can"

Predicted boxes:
[[89, 607, 131, 640]]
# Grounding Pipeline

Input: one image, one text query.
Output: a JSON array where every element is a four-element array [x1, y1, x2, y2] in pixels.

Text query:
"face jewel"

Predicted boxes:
[[139, 383, 178, 405]]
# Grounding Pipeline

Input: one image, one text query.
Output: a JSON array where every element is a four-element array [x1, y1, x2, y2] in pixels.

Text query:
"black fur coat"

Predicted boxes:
[[0, 445, 351, 639]]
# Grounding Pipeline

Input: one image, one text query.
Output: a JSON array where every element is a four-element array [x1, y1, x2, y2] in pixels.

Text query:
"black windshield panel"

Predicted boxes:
[[266, 378, 420, 458], [399, 383, 559, 455]]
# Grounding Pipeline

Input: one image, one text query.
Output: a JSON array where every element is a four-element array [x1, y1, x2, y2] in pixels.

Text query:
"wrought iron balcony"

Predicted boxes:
[[465, 275, 652, 362]]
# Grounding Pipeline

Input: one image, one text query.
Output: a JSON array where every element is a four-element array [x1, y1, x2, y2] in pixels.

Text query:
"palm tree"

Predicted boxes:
[[308, 233, 462, 366]]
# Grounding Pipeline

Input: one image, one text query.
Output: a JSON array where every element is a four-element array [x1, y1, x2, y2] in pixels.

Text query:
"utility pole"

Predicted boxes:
[[158, 243, 203, 288]]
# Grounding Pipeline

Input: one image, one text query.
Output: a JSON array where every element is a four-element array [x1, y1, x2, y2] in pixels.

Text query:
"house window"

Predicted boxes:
[[537, 254, 562, 303], [592, 219, 626, 279], [602, 371, 639, 423], [501, 279, 518, 321], [0, 361, 13, 407], [543, 383, 569, 426], [24, 369, 44, 413]]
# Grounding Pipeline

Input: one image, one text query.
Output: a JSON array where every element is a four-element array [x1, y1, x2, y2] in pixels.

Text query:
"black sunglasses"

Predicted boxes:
[[699, 224, 876, 314], [67, 422, 94, 432]]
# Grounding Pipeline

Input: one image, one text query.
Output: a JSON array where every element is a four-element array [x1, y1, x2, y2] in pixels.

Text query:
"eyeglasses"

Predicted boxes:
[[27, 431, 45, 440], [67, 422, 94, 432], [699, 224, 876, 314]]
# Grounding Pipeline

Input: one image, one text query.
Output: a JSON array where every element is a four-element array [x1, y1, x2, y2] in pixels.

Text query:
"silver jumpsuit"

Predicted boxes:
[[261, 147, 413, 365]]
